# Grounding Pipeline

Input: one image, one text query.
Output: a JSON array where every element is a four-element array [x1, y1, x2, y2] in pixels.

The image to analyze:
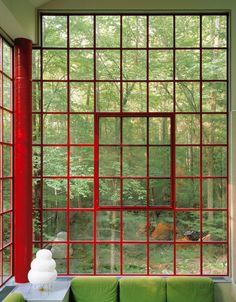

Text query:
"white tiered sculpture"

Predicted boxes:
[[28, 249, 57, 290]]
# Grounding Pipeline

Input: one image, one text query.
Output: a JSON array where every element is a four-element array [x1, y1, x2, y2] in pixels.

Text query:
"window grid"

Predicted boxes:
[[32, 13, 229, 276]]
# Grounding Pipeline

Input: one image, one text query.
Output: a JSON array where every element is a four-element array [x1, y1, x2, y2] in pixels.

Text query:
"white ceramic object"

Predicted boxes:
[[28, 249, 57, 285]]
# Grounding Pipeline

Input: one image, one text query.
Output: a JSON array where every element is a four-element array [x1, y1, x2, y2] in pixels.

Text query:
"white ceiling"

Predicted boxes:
[[28, 0, 51, 7]]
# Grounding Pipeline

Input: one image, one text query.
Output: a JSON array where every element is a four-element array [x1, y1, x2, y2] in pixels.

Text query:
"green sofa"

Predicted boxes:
[[3, 276, 214, 302]]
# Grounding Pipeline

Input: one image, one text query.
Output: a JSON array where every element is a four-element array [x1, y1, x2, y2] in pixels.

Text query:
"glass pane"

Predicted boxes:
[[32, 114, 41, 144], [70, 114, 94, 144], [70, 244, 94, 274], [176, 82, 200, 112], [32, 50, 40, 80], [202, 16, 227, 47], [70, 16, 93, 48], [203, 244, 227, 275], [3, 42, 11, 77], [123, 117, 147, 145], [122, 82, 147, 112], [150, 244, 173, 274], [33, 210, 41, 241], [149, 16, 173, 48], [123, 16, 146, 48], [176, 179, 200, 208], [42, 16, 67, 47], [99, 117, 120, 145], [176, 50, 200, 80], [149, 82, 173, 112], [70, 146, 94, 176], [3, 110, 12, 143], [3, 77, 11, 110], [123, 147, 146, 176], [149, 50, 173, 80], [3, 213, 11, 246], [97, 211, 120, 241], [96, 16, 120, 48], [176, 16, 200, 47], [202, 147, 226, 176], [43, 179, 67, 208], [43, 147, 67, 176], [149, 179, 171, 207], [149, 147, 170, 177], [123, 211, 146, 241], [3, 246, 11, 282], [43, 211, 67, 241], [150, 211, 173, 241], [202, 50, 227, 80], [3, 146, 11, 177], [70, 211, 93, 240], [149, 117, 170, 145], [43, 82, 67, 112], [51, 242, 67, 273], [96, 244, 120, 274], [176, 114, 200, 144], [32, 178, 41, 209], [203, 211, 226, 242], [43, 50, 67, 80], [202, 82, 227, 112], [99, 179, 120, 206], [202, 114, 227, 144], [122, 179, 146, 206], [32, 147, 41, 177], [70, 82, 94, 112], [70, 50, 93, 80], [123, 244, 146, 274], [3, 179, 11, 211], [99, 147, 120, 176], [96, 82, 120, 112], [96, 50, 120, 80], [176, 244, 200, 274], [123, 50, 146, 80], [202, 179, 226, 209], [43, 114, 67, 144], [32, 82, 41, 112], [70, 179, 93, 208], [176, 147, 200, 176], [176, 211, 200, 241]]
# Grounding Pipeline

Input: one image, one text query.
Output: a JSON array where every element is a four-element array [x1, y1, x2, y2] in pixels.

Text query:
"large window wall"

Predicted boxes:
[[0, 37, 13, 285], [32, 13, 228, 275]]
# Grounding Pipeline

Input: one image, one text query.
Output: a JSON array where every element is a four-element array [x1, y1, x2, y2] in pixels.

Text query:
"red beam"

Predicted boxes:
[[14, 38, 32, 283]]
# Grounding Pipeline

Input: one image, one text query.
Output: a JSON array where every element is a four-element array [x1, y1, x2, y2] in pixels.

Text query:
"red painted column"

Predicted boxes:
[[14, 38, 32, 283]]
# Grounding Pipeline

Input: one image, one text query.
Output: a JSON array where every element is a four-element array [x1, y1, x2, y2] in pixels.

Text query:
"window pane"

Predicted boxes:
[[176, 147, 200, 176], [123, 16, 146, 48], [3, 180, 11, 211], [123, 211, 146, 241], [96, 211, 120, 241], [3, 110, 12, 143], [99, 179, 120, 206], [176, 179, 200, 208], [149, 83, 173, 112], [70, 82, 94, 112], [149, 117, 170, 145], [123, 117, 147, 145], [70, 50, 93, 80], [149, 16, 173, 48], [3, 213, 11, 246], [202, 147, 227, 176], [149, 147, 170, 177], [122, 179, 147, 206], [176, 211, 200, 241], [123, 244, 146, 274], [43, 179, 67, 208], [202, 16, 227, 47], [203, 211, 227, 242], [43, 50, 67, 80], [70, 114, 94, 144], [99, 117, 120, 145], [176, 16, 200, 47], [202, 82, 227, 112], [122, 82, 147, 112], [43, 147, 67, 176], [150, 244, 173, 274], [96, 244, 120, 273], [32, 114, 41, 144], [32, 50, 40, 80], [3, 146, 12, 177], [176, 114, 200, 144], [70, 244, 94, 274], [203, 244, 227, 275], [202, 114, 227, 144], [43, 211, 67, 240], [123, 50, 146, 80], [202, 179, 226, 209], [96, 82, 120, 112], [175, 82, 200, 112], [70, 211, 93, 240], [43, 114, 67, 144], [32, 82, 41, 112], [176, 50, 200, 80], [3, 77, 12, 110], [3, 246, 12, 282], [150, 211, 174, 241], [202, 50, 227, 80], [96, 16, 120, 48], [149, 179, 171, 207], [96, 50, 120, 80], [123, 147, 146, 176], [149, 50, 173, 80], [70, 179, 93, 208], [99, 147, 120, 176], [42, 16, 67, 47], [176, 244, 200, 274], [43, 82, 67, 112], [3, 42, 11, 77], [70, 147, 94, 176], [70, 16, 93, 48]]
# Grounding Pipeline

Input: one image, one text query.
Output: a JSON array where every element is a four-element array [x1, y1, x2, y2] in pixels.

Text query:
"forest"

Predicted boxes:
[[31, 14, 228, 275]]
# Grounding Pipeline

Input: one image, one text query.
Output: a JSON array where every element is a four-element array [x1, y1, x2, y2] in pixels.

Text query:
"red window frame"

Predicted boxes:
[[32, 13, 229, 276]]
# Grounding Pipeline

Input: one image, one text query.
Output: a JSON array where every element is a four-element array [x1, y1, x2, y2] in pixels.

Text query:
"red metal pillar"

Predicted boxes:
[[14, 38, 32, 283]]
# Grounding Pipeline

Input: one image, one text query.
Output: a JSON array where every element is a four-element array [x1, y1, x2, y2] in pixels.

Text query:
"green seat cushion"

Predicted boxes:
[[2, 293, 25, 302], [120, 277, 166, 302], [167, 277, 214, 302], [71, 276, 118, 302]]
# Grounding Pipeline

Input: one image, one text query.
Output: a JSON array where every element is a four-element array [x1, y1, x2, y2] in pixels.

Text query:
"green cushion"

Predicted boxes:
[[120, 277, 166, 302], [167, 277, 214, 302], [71, 277, 118, 302], [2, 293, 25, 302]]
